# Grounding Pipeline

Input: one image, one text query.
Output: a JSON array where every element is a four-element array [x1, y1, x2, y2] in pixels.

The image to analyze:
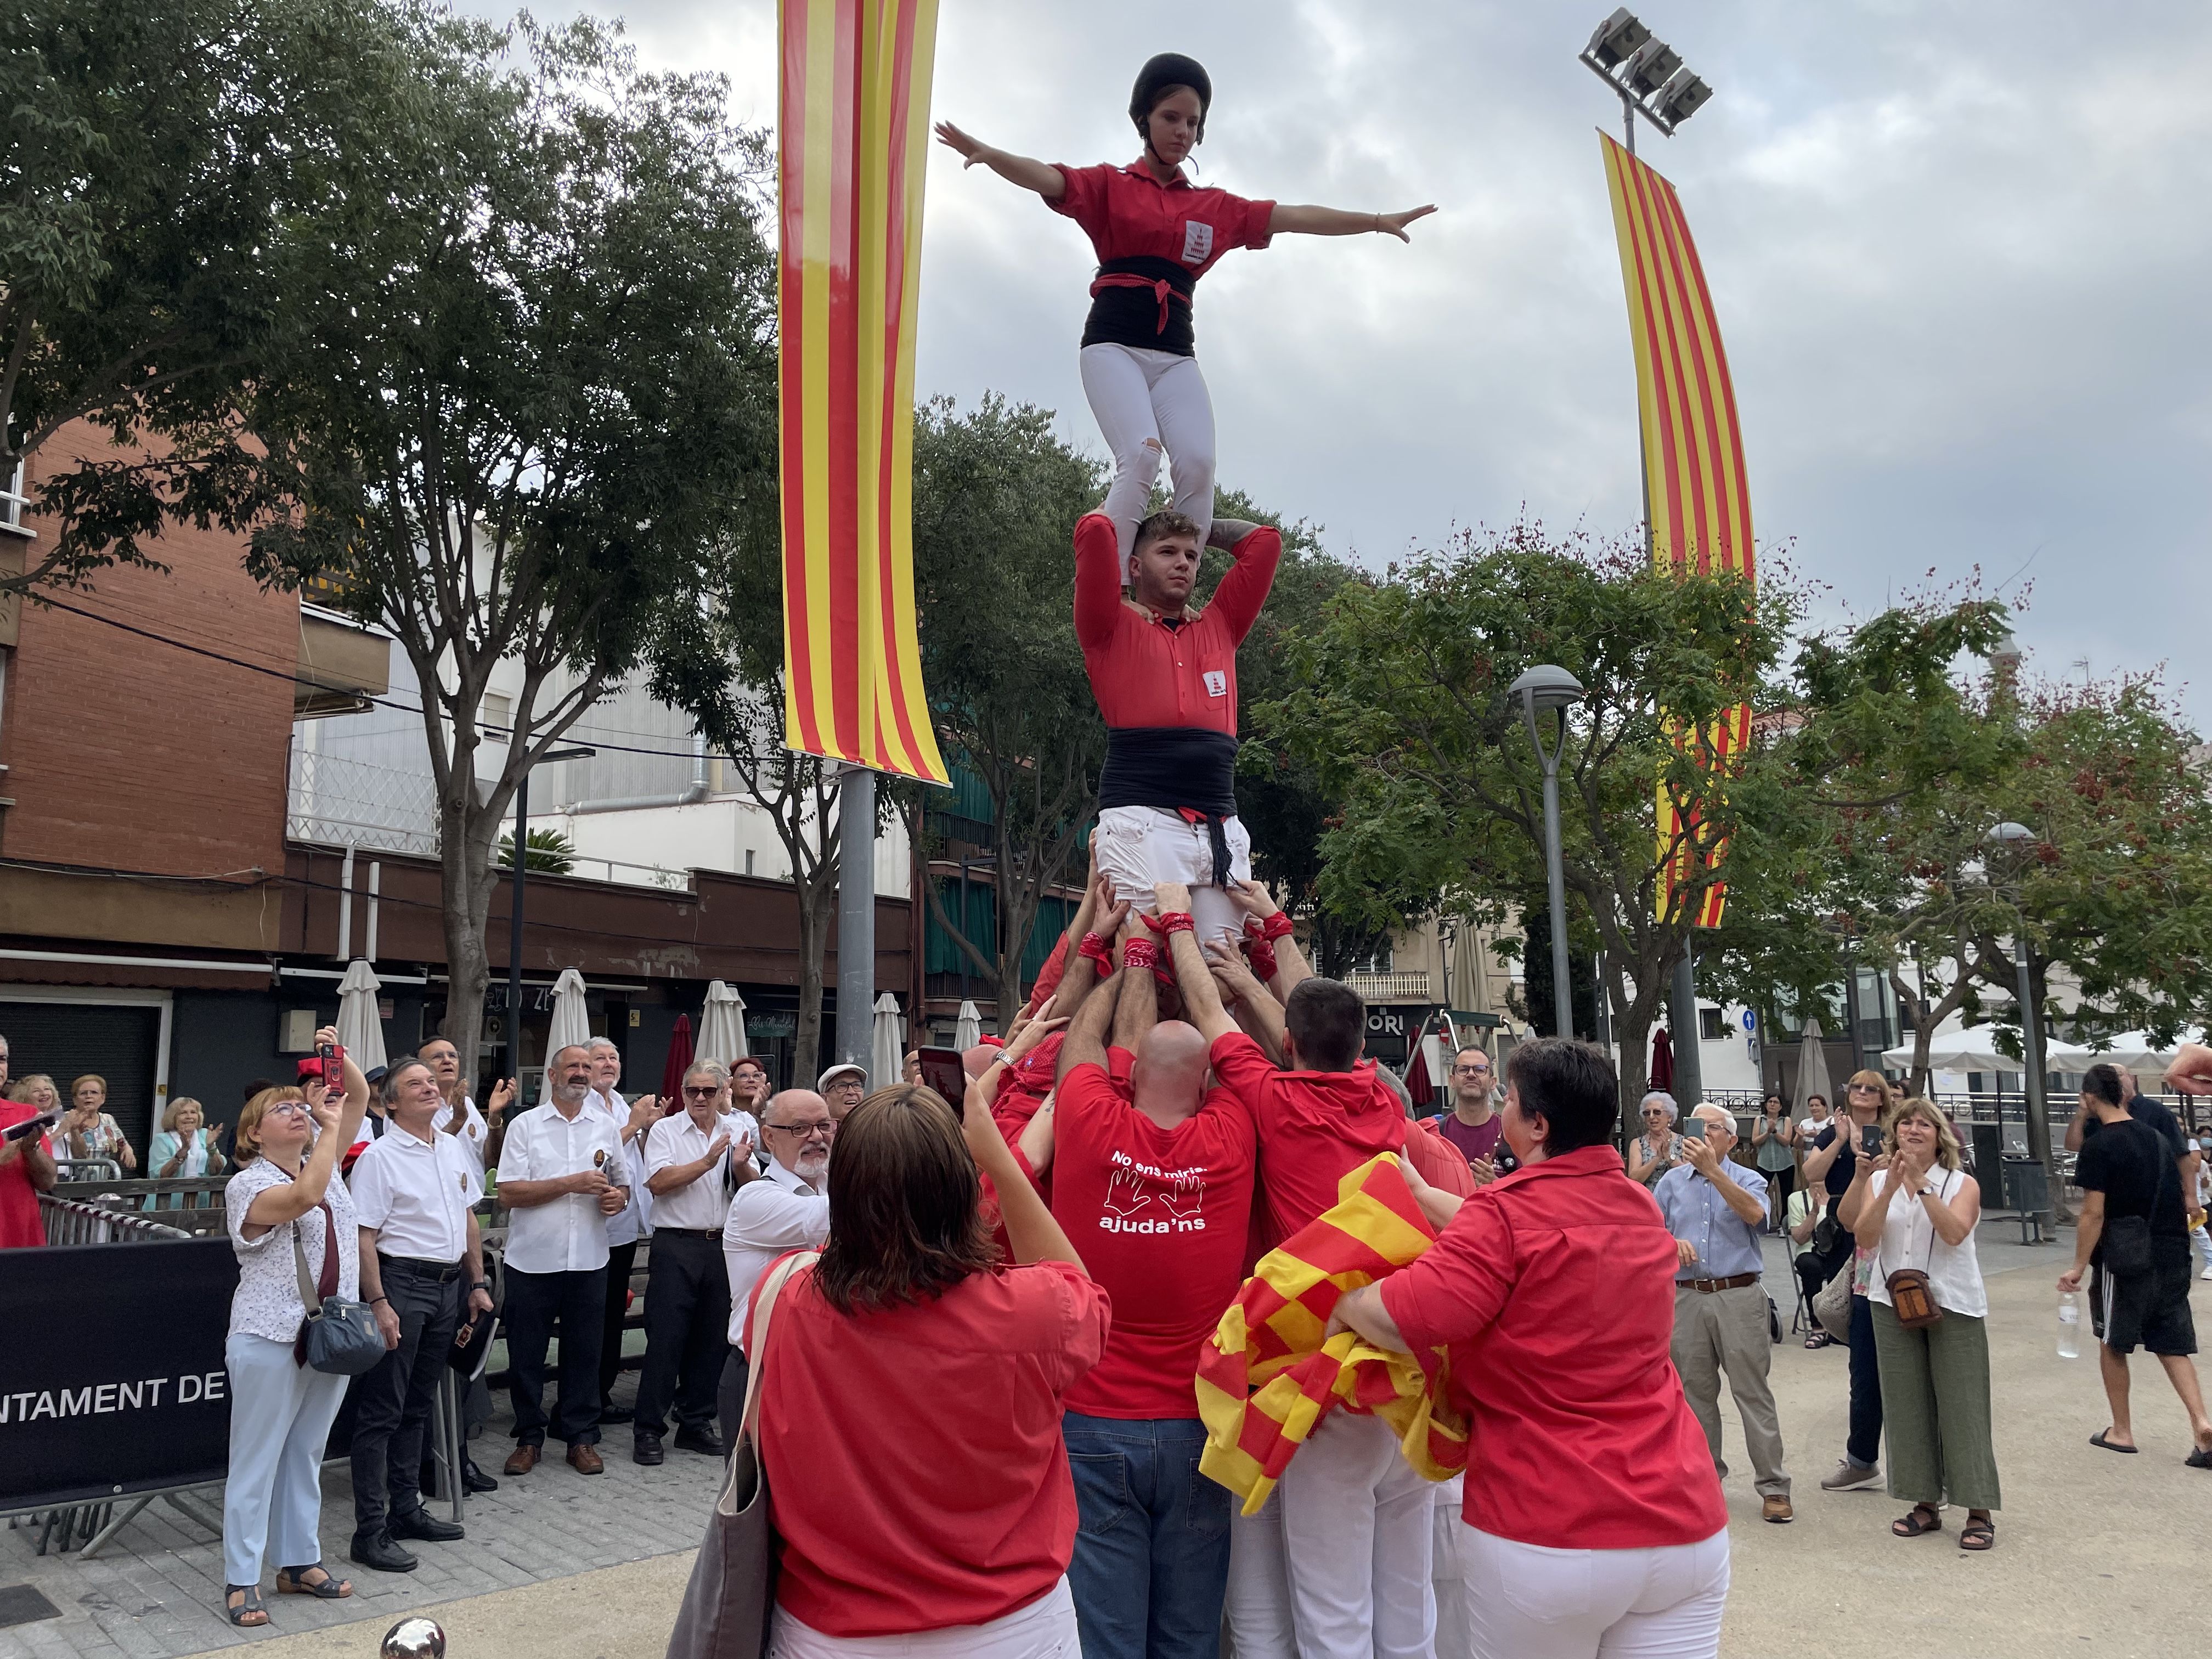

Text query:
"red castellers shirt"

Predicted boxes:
[[1050, 1060, 1256, 1419], [1381, 1144, 1728, 1551], [1050, 162, 1276, 356], [748, 1256, 1110, 1635], [0, 1103, 52, 1249], [984, 1045, 1133, 1248], [1074, 512, 1281, 735]]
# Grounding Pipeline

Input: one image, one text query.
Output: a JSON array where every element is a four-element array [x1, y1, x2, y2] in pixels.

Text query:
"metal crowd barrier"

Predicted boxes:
[[35, 1194, 193, 1244], [50, 1176, 230, 1235]]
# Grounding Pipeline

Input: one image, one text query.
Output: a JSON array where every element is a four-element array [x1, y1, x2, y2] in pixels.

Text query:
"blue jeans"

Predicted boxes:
[[1848, 1291, 1885, 1469], [1064, 1411, 1231, 1659]]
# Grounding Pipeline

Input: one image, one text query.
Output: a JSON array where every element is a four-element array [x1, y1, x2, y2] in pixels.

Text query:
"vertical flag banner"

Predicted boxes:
[[1600, 133, 1755, 929], [778, 0, 950, 785]]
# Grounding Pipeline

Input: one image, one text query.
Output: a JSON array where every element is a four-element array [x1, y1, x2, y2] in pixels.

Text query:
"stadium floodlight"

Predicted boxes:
[[1651, 67, 1713, 125], [1585, 8, 1651, 69], [1622, 38, 1684, 98]]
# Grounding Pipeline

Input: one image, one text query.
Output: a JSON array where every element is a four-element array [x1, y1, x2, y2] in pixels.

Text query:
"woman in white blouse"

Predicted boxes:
[[1839, 1098, 1999, 1553], [218, 1032, 374, 1626]]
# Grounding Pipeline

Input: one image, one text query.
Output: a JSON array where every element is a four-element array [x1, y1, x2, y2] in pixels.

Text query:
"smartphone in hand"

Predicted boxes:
[[1860, 1122, 1885, 1156], [1681, 1118, 1708, 1142]]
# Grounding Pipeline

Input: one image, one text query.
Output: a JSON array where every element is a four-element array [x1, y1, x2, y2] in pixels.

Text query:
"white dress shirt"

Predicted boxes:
[[584, 1087, 651, 1244], [646, 1109, 761, 1232], [724, 1159, 831, 1342], [432, 1094, 490, 1177], [349, 1122, 482, 1263], [496, 1101, 624, 1274]]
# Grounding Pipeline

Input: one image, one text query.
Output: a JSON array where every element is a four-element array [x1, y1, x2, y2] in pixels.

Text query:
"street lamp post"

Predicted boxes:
[[505, 743, 596, 1091], [1984, 820, 2058, 1232], [1510, 665, 1586, 1042]]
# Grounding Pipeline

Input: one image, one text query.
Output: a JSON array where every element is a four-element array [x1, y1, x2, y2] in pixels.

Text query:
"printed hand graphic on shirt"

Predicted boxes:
[[1157, 1169, 1205, 1223], [1103, 1166, 1153, 1218]]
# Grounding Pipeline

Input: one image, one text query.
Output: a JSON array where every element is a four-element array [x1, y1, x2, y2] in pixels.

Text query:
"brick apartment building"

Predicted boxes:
[[0, 426, 913, 1160]]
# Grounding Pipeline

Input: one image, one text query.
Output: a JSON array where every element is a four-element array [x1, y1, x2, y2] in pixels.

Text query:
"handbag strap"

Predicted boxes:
[[1886, 1166, 1956, 1276], [739, 1250, 821, 1444], [290, 1201, 340, 1314]]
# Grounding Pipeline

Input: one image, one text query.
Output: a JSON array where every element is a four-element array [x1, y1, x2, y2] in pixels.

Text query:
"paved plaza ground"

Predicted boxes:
[[2, 1222, 2204, 1659]]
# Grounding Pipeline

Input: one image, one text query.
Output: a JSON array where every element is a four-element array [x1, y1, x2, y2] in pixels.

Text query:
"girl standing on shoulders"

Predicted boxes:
[[936, 54, 1434, 560]]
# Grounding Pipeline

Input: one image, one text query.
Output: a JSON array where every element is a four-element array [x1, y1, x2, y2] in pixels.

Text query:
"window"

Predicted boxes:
[[0, 461, 29, 537], [1699, 1006, 1727, 1042], [1346, 944, 1395, 976]]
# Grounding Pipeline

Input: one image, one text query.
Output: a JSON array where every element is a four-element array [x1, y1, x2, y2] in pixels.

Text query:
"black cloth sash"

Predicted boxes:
[[1082, 256, 1200, 357], [1098, 725, 1239, 872]]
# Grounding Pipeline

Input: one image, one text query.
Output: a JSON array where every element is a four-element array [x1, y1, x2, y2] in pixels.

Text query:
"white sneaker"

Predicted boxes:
[[2200, 1266, 2212, 1280]]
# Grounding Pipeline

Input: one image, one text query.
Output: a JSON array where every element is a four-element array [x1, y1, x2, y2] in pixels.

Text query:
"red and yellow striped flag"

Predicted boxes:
[[1195, 1153, 1468, 1515], [1600, 134, 1755, 928], [777, 0, 949, 783]]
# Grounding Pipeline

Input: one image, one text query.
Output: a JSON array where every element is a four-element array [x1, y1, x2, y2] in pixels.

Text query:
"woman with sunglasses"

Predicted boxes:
[[218, 1029, 372, 1627], [1801, 1070, 1897, 1493]]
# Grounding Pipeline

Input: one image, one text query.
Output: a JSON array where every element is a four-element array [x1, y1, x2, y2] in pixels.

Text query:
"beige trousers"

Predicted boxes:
[[1671, 1281, 1791, 1499]]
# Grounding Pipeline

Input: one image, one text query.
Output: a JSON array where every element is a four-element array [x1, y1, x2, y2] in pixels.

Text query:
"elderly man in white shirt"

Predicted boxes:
[[495, 1045, 627, 1475], [718, 1087, 834, 1448], [633, 1064, 760, 1465], [347, 1056, 495, 1572], [419, 1036, 515, 1179], [581, 1036, 661, 1426]]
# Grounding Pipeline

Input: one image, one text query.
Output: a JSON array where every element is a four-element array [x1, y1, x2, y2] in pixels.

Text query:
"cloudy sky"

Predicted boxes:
[[489, 0, 2212, 714]]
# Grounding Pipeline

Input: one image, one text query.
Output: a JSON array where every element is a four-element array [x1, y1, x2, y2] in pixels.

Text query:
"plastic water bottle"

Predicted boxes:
[[2057, 1290, 2081, 1359]]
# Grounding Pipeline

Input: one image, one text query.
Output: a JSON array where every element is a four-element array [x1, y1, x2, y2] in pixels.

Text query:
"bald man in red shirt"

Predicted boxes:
[[1079, 505, 1280, 952]]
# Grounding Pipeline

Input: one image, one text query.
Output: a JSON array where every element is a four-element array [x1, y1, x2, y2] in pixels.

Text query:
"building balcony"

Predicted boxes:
[[296, 602, 392, 718], [1346, 969, 1433, 1003]]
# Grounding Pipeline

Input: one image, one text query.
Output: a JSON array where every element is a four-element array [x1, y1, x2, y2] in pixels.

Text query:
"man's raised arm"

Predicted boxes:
[[1155, 882, 1240, 1046], [1074, 513, 1127, 652], [1056, 962, 1125, 1082], [1205, 521, 1282, 645]]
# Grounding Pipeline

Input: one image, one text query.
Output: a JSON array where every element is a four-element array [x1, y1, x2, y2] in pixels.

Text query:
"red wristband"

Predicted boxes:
[[1143, 911, 1196, 936], [1121, 936, 1160, 974], [1247, 940, 1280, 981], [1077, 931, 1115, 970], [1259, 911, 1294, 941]]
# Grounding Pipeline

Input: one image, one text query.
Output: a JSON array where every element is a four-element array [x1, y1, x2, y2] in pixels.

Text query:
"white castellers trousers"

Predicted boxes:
[[1081, 342, 1216, 560], [1462, 1526, 1729, 1659], [1096, 805, 1252, 950], [768, 1575, 1079, 1658]]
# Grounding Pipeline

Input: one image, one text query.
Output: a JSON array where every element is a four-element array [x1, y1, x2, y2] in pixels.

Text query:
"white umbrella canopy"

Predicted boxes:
[[872, 994, 905, 1093], [954, 1000, 984, 1049], [2067, 1029, 2204, 1075], [698, 980, 749, 1066], [335, 959, 388, 1076], [1796, 1017, 1835, 1111], [547, 968, 592, 1058], [1882, 1018, 2094, 1074]]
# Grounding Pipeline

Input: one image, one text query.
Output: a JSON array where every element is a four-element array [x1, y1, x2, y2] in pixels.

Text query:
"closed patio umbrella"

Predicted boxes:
[[872, 994, 905, 1094], [335, 960, 388, 1077], [660, 1013, 695, 1103], [698, 980, 749, 1066], [1798, 1017, 1835, 1110], [955, 1000, 984, 1049], [547, 968, 592, 1057]]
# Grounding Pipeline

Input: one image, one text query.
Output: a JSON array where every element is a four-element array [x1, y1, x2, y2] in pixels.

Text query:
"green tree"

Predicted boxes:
[[1, 0, 463, 592], [1257, 524, 1805, 1108], [497, 827, 578, 875], [249, 17, 777, 1079]]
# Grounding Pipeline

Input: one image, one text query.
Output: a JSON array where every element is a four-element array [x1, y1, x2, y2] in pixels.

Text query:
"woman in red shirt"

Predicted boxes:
[[744, 1081, 1109, 1658], [1329, 1039, 1730, 1659], [935, 54, 1433, 561]]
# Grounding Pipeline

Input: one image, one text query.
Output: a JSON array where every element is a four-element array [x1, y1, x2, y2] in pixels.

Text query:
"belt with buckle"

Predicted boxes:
[[1681, 1272, 1759, 1294], [380, 1255, 465, 1282], [660, 1227, 723, 1241]]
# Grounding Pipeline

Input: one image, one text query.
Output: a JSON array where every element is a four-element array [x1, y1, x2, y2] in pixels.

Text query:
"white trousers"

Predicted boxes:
[[1431, 1477, 1475, 1659], [1096, 805, 1252, 950], [221, 1333, 348, 1587], [1463, 1526, 1729, 1659], [769, 1576, 1078, 1658], [1222, 1494, 1297, 1659], [1080, 342, 1216, 560], [1276, 1413, 1436, 1659]]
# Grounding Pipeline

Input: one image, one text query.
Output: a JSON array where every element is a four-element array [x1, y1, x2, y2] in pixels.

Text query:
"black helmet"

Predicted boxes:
[[1130, 53, 1211, 148]]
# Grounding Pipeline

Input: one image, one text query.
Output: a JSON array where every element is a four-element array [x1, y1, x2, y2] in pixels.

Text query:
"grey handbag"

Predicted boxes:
[[291, 1203, 387, 1375], [665, 1250, 819, 1659], [1812, 1256, 1855, 1343]]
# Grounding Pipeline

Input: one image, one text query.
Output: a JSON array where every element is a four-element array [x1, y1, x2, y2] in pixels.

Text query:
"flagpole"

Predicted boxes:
[[834, 765, 876, 1076]]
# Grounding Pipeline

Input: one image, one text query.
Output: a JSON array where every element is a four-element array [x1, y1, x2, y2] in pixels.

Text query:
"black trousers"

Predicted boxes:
[[504, 1265, 607, 1447], [351, 1260, 462, 1540], [716, 1345, 749, 1456], [599, 1239, 638, 1407], [634, 1231, 733, 1437]]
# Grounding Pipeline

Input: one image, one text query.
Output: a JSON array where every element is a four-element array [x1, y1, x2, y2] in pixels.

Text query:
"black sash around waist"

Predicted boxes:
[[1082, 256, 1200, 357], [1099, 726, 1238, 816]]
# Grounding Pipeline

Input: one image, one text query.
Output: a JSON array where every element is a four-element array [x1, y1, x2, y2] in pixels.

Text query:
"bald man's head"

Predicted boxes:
[[1130, 1020, 1208, 1130], [762, 1088, 834, 1181], [962, 1043, 998, 1081]]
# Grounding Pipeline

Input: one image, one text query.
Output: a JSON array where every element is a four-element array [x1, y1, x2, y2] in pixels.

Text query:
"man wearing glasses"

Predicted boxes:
[[631, 1064, 759, 1465], [719, 1088, 836, 1449], [1433, 1046, 1510, 1183]]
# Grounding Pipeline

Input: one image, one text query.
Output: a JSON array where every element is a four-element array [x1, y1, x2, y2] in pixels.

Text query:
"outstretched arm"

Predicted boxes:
[[933, 122, 1066, 198], [1228, 879, 1310, 996], [1205, 941, 1288, 1064], [1112, 926, 1158, 1054], [1269, 204, 1435, 241], [1058, 966, 1125, 1082], [1157, 883, 1239, 1045]]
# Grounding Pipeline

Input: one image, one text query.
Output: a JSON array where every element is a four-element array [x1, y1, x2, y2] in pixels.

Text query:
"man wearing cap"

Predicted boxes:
[[634, 1064, 760, 1465], [819, 1060, 867, 1125], [719, 1088, 835, 1449]]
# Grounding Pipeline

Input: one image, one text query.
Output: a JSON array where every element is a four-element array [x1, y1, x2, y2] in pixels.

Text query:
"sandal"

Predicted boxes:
[[1802, 1331, 1832, 1350], [224, 1585, 269, 1627], [1959, 1516, 1996, 1551], [1891, 1503, 1943, 1538], [274, 1562, 352, 1599]]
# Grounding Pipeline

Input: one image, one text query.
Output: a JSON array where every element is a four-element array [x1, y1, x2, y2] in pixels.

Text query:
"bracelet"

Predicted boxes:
[[370, 1295, 391, 1307], [1077, 930, 1115, 969]]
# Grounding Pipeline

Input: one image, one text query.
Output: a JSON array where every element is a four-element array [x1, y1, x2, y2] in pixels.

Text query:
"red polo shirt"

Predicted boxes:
[[1380, 1144, 1727, 1550], [1207, 1032, 1408, 1252], [1074, 512, 1280, 736], [1051, 162, 1275, 355]]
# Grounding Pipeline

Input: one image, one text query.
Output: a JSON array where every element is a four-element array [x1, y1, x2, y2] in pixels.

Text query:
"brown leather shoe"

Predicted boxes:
[[503, 1443, 540, 1476], [566, 1442, 605, 1475], [1762, 1495, 1794, 1524]]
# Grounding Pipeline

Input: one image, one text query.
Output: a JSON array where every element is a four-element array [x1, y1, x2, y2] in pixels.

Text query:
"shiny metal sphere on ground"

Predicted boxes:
[[380, 1617, 447, 1659]]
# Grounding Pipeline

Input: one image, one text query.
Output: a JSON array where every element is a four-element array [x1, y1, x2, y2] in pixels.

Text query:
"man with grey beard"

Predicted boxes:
[[719, 1088, 834, 1448]]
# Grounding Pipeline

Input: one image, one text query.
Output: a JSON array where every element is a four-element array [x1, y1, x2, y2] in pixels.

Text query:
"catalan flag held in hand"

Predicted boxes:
[[1600, 134, 1756, 928], [777, 0, 949, 785], [1195, 1153, 1469, 1516]]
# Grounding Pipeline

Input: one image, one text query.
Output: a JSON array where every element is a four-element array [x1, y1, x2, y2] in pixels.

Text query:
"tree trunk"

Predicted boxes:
[[791, 870, 833, 1090], [436, 783, 501, 1087]]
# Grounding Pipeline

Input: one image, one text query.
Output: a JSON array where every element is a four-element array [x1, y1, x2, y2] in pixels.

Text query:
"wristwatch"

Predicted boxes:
[[472, 1279, 492, 1291]]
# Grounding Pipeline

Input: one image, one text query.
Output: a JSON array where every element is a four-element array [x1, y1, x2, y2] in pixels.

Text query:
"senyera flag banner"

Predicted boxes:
[[1600, 133, 1754, 929], [778, 0, 950, 785]]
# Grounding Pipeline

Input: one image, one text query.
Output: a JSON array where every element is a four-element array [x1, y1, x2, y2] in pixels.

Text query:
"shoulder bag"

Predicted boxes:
[[1882, 1169, 1953, 1331], [292, 1201, 387, 1375], [1812, 1256, 1855, 1342], [665, 1250, 820, 1659]]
